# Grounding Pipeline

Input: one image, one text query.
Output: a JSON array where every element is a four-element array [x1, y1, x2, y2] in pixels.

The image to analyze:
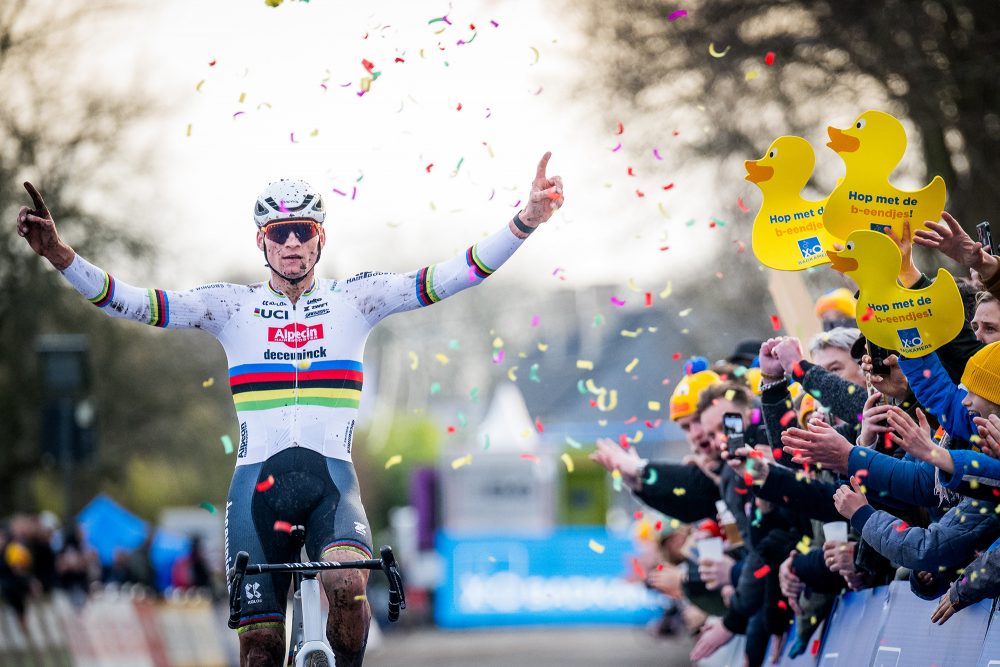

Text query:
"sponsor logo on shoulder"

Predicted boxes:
[[345, 271, 389, 284], [268, 323, 324, 348], [196, 283, 226, 291], [354, 521, 367, 537]]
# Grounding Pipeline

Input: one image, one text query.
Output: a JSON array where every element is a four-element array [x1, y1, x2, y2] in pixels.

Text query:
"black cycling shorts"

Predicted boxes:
[[224, 446, 373, 633]]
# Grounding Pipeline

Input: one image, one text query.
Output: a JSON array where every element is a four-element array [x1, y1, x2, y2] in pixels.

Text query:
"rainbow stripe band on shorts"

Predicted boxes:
[[321, 539, 373, 559]]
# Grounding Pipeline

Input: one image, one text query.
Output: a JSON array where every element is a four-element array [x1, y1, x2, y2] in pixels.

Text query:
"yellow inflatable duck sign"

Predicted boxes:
[[823, 110, 946, 241], [827, 229, 962, 355], [746, 136, 836, 271]]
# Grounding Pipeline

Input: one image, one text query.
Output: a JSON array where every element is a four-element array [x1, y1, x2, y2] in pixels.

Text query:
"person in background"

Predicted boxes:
[[55, 522, 101, 606], [814, 288, 857, 331], [171, 535, 214, 595], [972, 292, 1000, 344]]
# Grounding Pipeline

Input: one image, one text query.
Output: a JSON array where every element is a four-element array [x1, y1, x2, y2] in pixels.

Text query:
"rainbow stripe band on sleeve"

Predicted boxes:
[[415, 266, 441, 306], [147, 289, 170, 328], [466, 244, 495, 280], [89, 272, 115, 308]]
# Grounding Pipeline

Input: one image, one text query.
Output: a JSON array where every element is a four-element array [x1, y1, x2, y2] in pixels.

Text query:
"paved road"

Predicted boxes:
[[367, 625, 695, 667]]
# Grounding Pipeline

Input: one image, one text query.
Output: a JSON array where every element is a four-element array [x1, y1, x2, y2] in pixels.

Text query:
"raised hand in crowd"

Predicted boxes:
[[833, 476, 869, 520], [885, 407, 941, 466], [781, 419, 852, 473], [778, 551, 805, 615], [974, 415, 1000, 458], [772, 337, 806, 374], [858, 391, 894, 447], [758, 337, 787, 379], [859, 355, 910, 401], [588, 437, 642, 488], [727, 446, 770, 484], [914, 211, 999, 281], [885, 220, 922, 286], [697, 554, 735, 591]]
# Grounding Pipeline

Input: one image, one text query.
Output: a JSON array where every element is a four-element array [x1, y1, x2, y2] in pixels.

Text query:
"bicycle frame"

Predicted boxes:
[[290, 571, 334, 666], [228, 545, 404, 666]]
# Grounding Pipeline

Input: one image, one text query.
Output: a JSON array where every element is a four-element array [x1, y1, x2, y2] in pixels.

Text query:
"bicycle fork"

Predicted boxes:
[[291, 572, 336, 667]]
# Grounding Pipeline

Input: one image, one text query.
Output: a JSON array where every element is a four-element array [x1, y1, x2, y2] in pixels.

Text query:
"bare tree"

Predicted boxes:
[[575, 0, 1000, 231]]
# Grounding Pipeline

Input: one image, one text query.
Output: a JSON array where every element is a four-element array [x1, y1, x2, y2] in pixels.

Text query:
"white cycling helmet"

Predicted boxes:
[[253, 179, 325, 228]]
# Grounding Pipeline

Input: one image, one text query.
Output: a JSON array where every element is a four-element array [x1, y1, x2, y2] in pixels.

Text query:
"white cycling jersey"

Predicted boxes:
[[60, 224, 525, 466]]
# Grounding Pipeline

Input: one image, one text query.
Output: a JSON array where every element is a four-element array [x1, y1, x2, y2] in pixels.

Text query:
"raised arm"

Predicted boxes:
[[18, 182, 236, 336], [340, 153, 564, 326]]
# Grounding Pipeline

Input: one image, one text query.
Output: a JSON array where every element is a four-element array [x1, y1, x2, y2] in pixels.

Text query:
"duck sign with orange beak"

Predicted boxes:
[[822, 110, 946, 242], [827, 229, 963, 355], [745, 136, 836, 271]]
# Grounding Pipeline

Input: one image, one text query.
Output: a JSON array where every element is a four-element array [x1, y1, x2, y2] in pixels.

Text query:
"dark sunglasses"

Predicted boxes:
[[263, 220, 320, 244]]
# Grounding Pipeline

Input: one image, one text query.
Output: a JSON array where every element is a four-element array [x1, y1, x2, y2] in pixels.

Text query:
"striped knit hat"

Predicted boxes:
[[962, 341, 1000, 407]]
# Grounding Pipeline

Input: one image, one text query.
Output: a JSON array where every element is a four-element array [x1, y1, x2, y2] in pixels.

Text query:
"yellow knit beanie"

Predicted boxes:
[[962, 341, 1000, 407], [815, 288, 857, 318]]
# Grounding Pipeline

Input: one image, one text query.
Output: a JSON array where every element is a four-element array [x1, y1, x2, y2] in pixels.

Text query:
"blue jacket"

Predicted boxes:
[[940, 449, 1000, 491], [898, 352, 974, 441], [848, 437, 1000, 507], [850, 496, 1000, 571]]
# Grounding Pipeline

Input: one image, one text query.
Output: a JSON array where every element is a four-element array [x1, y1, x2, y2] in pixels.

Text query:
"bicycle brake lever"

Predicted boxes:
[[227, 551, 250, 630]]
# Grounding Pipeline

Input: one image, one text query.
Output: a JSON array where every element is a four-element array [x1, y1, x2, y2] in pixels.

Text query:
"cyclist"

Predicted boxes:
[[16, 153, 564, 667]]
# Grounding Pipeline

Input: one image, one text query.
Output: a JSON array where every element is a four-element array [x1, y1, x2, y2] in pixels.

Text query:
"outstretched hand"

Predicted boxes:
[[518, 152, 563, 227], [781, 418, 852, 473], [588, 437, 641, 484], [885, 407, 942, 468], [832, 475, 868, 520], [914, 211, 998, 280], [16, 182, 73, 269]]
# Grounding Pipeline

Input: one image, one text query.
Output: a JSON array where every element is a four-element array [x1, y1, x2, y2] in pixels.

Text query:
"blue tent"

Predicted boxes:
[[77, 494, 190, 590]]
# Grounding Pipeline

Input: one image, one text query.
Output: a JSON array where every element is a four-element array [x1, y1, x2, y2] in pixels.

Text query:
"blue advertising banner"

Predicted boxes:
[[435, 527, 665, 628]]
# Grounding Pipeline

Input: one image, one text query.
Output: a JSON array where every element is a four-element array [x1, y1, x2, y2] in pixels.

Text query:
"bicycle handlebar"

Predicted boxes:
[[227, 546, 405, 629]]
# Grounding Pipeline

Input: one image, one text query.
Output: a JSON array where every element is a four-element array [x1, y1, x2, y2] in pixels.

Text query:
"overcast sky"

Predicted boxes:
[[59, 0, 737, 294]]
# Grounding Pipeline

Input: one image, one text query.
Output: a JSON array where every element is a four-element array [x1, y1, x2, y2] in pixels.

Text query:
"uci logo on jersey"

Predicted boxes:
[[254, 307, 288, 320], [797, 237, 823, 259], [897, 327, 923, 348]]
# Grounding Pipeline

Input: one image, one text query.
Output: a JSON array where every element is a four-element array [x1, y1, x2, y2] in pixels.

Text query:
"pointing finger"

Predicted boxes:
[[534, 151, 552, 182], [23, 182, 50, 217]]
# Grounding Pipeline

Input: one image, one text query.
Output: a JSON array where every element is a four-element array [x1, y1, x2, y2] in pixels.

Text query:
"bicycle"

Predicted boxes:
[[227, 525, 405, 667]]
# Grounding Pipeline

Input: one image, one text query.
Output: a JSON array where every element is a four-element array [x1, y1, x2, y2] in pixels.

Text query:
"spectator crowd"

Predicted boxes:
[[0, 511, 218, 622], [592, 213, 1000, 665]]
